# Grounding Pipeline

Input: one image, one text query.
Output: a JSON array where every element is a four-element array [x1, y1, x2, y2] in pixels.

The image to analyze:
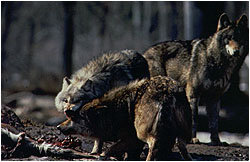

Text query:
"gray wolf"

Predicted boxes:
[[55, 49, 150, 153], [57, 76, 192, 161], [143, 13, 248, 145]]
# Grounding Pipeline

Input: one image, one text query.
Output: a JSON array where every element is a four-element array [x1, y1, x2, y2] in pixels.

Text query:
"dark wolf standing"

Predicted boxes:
[[55, 49, 150, 153], [57, 76, 192, 161], [143, 13, 248, 145]]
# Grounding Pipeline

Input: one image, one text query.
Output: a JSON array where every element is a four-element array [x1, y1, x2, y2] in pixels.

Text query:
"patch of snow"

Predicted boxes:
[[197, 132, 249, 146]]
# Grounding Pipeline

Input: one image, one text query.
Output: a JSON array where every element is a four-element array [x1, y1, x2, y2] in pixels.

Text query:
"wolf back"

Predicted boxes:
[[55, 49, 150, 112]]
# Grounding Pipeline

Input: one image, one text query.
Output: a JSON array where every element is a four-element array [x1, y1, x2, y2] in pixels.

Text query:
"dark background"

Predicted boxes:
[[1, 2, 249, 136]]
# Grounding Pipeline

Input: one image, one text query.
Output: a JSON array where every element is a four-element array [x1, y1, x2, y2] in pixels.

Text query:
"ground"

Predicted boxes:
[[1, 104, 249, 161], [1, 91, 249, 161], [2, 123, 249, 161]]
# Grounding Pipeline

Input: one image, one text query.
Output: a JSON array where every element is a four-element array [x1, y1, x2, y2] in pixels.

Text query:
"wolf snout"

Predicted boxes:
[[226, 44, 240, 56], [231, 48, 240, 55], [226, 40, 240, 56]]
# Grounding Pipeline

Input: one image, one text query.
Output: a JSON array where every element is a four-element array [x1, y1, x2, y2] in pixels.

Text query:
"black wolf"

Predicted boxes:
[[143, 13, 248, 145], [55, 49, 150, 153], [57, 76, 192, 160]]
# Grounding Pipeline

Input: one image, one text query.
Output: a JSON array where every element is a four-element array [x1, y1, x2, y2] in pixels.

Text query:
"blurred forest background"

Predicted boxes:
[[1, 1, 249, 142]]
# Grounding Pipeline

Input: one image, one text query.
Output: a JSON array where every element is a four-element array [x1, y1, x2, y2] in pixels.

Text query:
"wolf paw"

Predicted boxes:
[[191, 138, 200, 144]]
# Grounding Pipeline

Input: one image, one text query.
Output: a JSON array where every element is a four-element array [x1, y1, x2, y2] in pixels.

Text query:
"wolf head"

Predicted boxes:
[[216, 13, 248, 56], [56, 110, 94, 137], [57, 98, 105, 137], [55, 50, 150, 113], [55, 77, 101, 112]]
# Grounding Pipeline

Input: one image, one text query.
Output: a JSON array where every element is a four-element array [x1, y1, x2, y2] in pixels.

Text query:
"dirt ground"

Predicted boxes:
[[1, 105, 249, 161], [2, 123, 249, 161]]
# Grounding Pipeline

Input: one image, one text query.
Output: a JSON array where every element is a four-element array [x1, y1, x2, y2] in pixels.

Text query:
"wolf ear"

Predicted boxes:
[[237, 14, 248, 28], [217, 13, 231, 32], [62, 77, 71, 90]]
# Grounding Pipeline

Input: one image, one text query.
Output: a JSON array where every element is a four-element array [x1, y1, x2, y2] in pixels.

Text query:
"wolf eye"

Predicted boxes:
[[62, 98, 68, 103], [224, 38, 229, 44], [224, 35, 232, 44]]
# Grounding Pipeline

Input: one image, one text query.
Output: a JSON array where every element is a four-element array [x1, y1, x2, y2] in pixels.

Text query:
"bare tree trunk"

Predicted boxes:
[[98, 2, 109, 52], [142, 2, 151, 45], [1, 2, 13, 68], [62, 2, 75, 77], [86, 2, 109, 55], [183, 1, 194, 40], [170, 2, 178, 40], [195, 2, 224, 37], [157, 1, 168, 41], [132, 2, 141, 41]]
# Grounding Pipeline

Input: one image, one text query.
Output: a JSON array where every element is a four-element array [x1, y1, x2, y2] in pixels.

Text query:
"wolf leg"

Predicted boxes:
[[206, 100, 221, 145], [103, 137, 143, 160], [186, 84, 200, 144], [177, 138, 193, 161], [125, 139, 144, 160], [146, 137, 158, 161], [101, 140, 126, 160], [190, 98, 200, 144], [90, 139, 103, 154], [146, 136, 174, 161]]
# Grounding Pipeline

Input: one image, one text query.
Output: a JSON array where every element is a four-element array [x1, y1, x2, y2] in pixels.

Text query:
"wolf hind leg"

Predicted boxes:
[[101, 140, 127, 160], [177, 138, 193, 161], [125, 139, 144, 160], [103, 137, 143, 160], [146, 136, 175, 161], [190, 99, 199, 144], [206, 100, 221, 145]]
